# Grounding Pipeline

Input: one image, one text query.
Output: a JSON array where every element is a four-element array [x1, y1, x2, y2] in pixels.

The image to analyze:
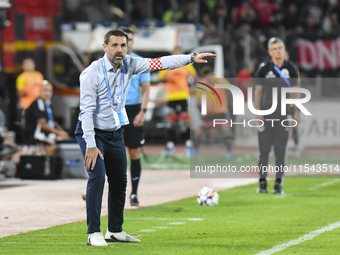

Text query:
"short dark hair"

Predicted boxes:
[[104, 29, 129, 45], [121, 27, 134, 35]]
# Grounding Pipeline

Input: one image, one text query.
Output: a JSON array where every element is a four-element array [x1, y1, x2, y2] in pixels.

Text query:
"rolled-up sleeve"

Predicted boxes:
[[132, 54, 192, 74], [79, 70, 98, 148]]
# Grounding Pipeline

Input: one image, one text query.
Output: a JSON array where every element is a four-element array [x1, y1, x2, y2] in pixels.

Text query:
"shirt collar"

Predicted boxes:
[[270, 59, 287, 68], [39, 97, 51, 105]]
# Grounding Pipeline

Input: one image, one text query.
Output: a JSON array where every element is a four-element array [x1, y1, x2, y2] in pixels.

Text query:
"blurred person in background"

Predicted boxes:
[[22, 80, 69, 154], [0, 71, 9, 129], [83, 0, 114, 23], [211, 1, 230, 33], [301, 0, 324, 27], [330, 3, 340, 31], [232, 2, 250, 28], [199, 0, 212, 16], [158, 46, 197, 158], [303, 14, 322, 35], [179, 1, 198, 23], [282, 3, 299, 30], [0, 133, 19, 181], [121, 28, 150, 207], [248, 0, 280, 28], [131, 0, 148, 22], [162, 2, 183, 23], [254, 37, 300, 195], [235, 60, 255, 102], [200, 13, 220, 45], [16, 58, 43, 110], [193, 65, 233, 158], [232, 2, 261, 30], [269, 9, 285, 34]]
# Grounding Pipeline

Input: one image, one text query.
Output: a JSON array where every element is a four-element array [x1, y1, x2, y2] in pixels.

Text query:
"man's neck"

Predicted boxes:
[[272, 58, 284, 68], [112, 64, 120, 72], [106, 55, 120, 71]]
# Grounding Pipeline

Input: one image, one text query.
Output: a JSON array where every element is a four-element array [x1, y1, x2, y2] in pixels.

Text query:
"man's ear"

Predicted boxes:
[[102, 43, 107, 52]]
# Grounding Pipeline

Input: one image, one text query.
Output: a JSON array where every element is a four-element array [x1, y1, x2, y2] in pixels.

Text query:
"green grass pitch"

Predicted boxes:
[[1, 177, 340, 254], [139, 153, 340, 171]]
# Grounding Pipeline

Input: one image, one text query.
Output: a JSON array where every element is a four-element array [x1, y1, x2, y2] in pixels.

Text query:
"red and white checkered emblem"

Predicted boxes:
[[150, 58, 162, 71]]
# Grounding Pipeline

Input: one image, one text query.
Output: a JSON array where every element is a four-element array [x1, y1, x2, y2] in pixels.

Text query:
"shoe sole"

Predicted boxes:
[[87, 242, 108, 246], [130, 203, 139, 206], [272, 191, 284, 195], [257, 188, 267, 194], [105, 238, 140, 243], [105, 235, 141, 243], [105, 239, 120, 243]]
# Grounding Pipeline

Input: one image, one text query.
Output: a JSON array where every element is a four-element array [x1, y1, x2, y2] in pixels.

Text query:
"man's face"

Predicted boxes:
[[40, 83, 53, 101], [103, 35, 128, 66], [126, 33, 134, 55], [22, 59, 35, 72], [268, 41, 285, 60]]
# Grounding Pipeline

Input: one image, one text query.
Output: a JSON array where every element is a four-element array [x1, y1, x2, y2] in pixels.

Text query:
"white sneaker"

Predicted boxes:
[[105, 230, 141, 243], [166, 141, 175, 156], [87, 232, 108, 246]]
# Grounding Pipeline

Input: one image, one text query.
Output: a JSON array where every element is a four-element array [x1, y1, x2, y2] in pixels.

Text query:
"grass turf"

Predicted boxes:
[[1, 178, 340, 254], [191, 153, 340, 169], [138, 152, 340, 171]]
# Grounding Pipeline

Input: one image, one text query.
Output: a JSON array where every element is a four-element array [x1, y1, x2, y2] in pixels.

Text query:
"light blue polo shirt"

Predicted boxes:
[[125, 52, 151, 106]]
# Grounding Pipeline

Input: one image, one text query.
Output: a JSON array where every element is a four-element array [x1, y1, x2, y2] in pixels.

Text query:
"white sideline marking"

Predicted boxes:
[[273, 193, 295, 199], [254, 221, 340, 255], [125, 218, 204, 220], [169, 222, 186, 225], [0, 242, 86, 245], [153, 226, 170, 229], [308, 179, 340, 190], [139, 229, 157, 232]]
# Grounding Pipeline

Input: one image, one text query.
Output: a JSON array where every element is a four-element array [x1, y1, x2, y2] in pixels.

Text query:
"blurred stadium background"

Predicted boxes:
[[0, 0, 339, 153], [1, 1, 340, 251]]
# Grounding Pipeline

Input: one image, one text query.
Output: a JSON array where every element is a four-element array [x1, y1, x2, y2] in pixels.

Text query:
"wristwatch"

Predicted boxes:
[[142, 108, 147, 113], [191, 52, 198, 63]]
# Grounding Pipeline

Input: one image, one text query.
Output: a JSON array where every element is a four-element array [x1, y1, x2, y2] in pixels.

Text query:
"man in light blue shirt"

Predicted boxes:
[[75, 29, 216, 246], [122, 28, 150, 207]]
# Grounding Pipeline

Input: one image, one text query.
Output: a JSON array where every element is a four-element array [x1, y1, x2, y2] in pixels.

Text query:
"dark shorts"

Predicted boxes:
[[123, 104, 145, 148], [167, 100, 188, 114]]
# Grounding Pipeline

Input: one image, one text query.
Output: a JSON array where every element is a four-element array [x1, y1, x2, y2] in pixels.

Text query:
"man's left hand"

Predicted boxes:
[[194, 53, 216, 63], [133, 112, 145, 127]]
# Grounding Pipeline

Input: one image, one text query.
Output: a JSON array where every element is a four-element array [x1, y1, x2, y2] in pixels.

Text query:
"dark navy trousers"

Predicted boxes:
[[258, 117, 289, 179], [75, 121, 127, 234]]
